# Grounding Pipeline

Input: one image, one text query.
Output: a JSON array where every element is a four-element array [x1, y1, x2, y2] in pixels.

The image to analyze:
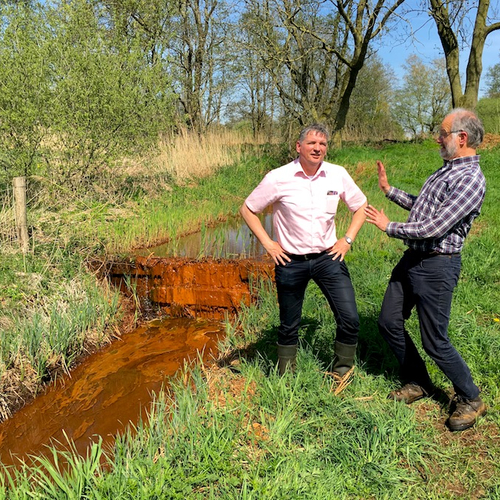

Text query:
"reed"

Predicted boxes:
[[154, 127, 272, 182]]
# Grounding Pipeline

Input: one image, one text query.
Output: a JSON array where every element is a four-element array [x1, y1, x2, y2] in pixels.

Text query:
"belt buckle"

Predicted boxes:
[[304, 254, 310, 260]]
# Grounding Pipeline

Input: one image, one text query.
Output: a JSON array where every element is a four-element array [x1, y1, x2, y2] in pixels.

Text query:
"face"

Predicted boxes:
[[296, 131, 327, 172], [437, 114, 460, 160]]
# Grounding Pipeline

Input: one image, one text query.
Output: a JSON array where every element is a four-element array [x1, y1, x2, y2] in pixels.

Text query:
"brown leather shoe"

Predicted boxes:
[[388, 383, 430, 404], [447, 396, 487, 432]]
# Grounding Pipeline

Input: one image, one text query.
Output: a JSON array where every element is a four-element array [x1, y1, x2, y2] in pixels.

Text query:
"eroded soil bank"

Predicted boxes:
[[100, 256, 273, 319]]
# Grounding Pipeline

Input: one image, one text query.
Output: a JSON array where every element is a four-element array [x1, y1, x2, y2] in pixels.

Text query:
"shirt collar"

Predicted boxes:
[[293, 158, 326, 178], [443, 155, 480, 169]]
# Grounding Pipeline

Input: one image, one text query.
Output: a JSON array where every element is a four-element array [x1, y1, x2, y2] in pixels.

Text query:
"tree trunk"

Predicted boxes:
[[430, 0, 500, 110]]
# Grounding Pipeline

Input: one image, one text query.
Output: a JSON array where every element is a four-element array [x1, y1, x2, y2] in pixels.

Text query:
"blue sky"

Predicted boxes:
[[374, 7, 500, 97]]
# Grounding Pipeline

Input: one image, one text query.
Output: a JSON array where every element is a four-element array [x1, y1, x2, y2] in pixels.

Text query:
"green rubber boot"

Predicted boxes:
[[332, 341, 357, 377], [277, 344, 297, 375]]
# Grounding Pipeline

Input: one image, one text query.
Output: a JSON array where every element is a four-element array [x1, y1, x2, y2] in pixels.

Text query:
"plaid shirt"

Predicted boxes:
[[385, 155, 485, 254]]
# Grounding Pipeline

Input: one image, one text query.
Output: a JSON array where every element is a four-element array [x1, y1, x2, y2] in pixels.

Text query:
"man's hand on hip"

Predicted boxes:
[[265, 241, 291, 266]]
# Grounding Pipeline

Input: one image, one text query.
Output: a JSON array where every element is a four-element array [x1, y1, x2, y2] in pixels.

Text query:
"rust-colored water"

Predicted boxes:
[[0, 317, 223, 469], [0, 215, 271, 472]]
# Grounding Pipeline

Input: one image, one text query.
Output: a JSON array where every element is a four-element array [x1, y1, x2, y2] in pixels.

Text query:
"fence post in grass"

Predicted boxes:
[[13, 176, 29, 253]]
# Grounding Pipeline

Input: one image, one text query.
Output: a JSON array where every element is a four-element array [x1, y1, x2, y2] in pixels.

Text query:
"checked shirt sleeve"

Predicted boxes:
[[386, 172, 485, 240], [386, 186, 416, 211]]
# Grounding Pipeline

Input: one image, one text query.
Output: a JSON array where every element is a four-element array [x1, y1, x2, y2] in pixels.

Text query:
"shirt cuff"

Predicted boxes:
[[386, 186, 396, 200], [386, 221, 398, 237]]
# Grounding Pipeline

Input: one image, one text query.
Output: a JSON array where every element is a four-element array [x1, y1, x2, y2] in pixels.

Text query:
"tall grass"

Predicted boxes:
[[154, 127, 275, 181], [96, 142, 284, 254]]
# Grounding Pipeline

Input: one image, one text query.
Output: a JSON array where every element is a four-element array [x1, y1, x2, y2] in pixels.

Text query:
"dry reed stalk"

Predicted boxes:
[[155, 128, 266, 181], [324, 366, 355, 395]]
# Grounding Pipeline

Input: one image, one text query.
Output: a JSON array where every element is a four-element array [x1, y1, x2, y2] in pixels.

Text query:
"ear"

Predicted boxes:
[[296, 141, 301, 153]]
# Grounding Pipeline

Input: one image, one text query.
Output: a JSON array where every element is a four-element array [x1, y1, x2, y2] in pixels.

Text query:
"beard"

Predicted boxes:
[[439, 140, 458, 160]]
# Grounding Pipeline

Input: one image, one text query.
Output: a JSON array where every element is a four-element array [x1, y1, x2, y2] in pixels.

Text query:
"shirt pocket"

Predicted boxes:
[[326, 190, 339, 214]]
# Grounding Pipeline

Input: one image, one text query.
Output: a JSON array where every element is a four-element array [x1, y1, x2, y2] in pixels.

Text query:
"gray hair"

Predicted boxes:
[[298, 123, 330, 143], [450, 108, 484, 148]]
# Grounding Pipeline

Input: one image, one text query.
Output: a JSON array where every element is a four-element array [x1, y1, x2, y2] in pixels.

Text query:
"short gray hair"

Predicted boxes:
[[450, 108, 484, 148], [298, 123, 330, 143]]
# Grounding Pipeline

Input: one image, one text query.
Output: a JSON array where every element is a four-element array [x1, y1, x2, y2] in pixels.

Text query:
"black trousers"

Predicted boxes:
[[378, 250, 479, 399], [274, 253, 359, 347]]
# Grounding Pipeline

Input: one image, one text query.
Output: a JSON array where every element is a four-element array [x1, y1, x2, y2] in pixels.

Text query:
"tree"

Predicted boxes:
[[392, 55, 451, 137], [169, 0, 236, 133], [0, 3, 52, 178], [100, 0, 235, 134], [485, 58, 500, 97], [242, 0, 406, 145], [225, 11, 279, 137], [429, 0, 500, 109], [344, 56, 403, 141], [45, 0, 175, 188], [0, 0, 176, 189]]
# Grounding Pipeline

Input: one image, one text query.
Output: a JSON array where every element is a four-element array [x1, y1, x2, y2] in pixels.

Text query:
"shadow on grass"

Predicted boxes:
[[218, 313, 403, 381], [217, 312, 454, 412]]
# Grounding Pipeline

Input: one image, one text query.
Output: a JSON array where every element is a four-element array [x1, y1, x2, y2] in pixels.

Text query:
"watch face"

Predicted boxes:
[[345, 236, 352, 244]]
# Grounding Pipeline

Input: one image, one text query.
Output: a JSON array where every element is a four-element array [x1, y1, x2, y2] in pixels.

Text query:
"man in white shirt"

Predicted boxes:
[[240, 124, 367, 377]]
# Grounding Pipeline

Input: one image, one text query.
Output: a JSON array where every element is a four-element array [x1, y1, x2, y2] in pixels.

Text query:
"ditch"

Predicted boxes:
[[0, 215, 274, 469]]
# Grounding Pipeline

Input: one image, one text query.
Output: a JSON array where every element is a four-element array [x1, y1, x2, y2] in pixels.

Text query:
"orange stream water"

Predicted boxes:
[[0, 216, 271, 471], [0, 317, 223, 469]]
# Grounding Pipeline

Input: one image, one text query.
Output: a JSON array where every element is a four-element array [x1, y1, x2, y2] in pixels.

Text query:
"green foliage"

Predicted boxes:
[[344, 56, 405, 142], [477, 97, 500, 134], [485, 59, 500, 98], [44, 0, 175, 188], [1, 140, 499, 497], [0, 3, 52, 178], [391, 55, 450, 137], [0, 1, 175, 191], [0, 247, 120, 384]]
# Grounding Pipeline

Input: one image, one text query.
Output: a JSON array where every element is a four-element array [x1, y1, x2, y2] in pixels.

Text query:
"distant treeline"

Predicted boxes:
[[0, 1, 499, 191]]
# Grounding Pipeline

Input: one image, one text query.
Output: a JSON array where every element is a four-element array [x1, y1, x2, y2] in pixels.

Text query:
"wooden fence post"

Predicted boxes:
[[13, 176, 29, 253]]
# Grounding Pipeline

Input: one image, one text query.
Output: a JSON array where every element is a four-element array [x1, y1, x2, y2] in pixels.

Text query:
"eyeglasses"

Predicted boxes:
[[438, 129, 465, 139]]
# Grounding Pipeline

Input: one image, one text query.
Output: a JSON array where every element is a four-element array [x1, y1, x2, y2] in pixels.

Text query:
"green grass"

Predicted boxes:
[[85, 148, 283, 254], [0, 139, 499, 497]]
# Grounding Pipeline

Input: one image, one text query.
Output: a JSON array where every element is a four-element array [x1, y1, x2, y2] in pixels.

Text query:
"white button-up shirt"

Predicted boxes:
[[245, 159, 367, 255]]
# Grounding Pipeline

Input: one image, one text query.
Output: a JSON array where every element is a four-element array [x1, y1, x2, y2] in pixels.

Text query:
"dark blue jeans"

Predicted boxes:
[[378, 250, 479, 400], [274, 253, 359, 347]]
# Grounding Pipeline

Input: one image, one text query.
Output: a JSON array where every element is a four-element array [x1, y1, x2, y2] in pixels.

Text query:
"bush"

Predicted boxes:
[[0, 1, 176, 191]]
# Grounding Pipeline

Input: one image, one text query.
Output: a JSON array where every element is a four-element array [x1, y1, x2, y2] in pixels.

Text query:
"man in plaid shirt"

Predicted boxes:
[[365, 109, 487, 432]]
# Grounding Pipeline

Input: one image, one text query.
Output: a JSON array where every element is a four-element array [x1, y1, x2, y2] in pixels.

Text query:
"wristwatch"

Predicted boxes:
[[344, 236, 353, 245]]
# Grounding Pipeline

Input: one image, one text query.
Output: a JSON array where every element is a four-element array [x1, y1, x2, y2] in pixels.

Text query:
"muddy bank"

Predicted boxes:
[[94, 256, 274, 319]]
